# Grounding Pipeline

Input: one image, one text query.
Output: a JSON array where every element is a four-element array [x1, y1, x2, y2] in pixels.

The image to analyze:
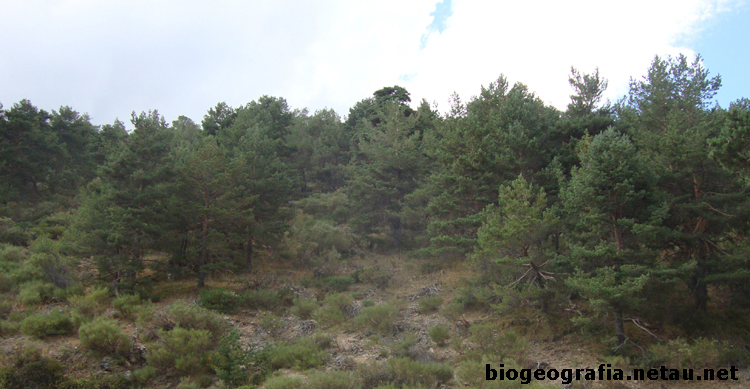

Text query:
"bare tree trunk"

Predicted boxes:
[[614, 306, 626, 345]]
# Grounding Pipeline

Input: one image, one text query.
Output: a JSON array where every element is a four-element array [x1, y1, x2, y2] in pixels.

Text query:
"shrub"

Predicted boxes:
[[354, 304, 398, 334], [211, 329, 250, 388], [244, 288, 293, 312], [387, 357, 454, 387], [324, 276, 355, 292], [78, 317, 132, 358], [0, 348, 68, 389], [418, 296, 443, 313], [258, 313, 286, 338], [359, 266, 391, 289], [198, 288, 242, 314], [269, 337, 329, 370], [20, 311, 74, 338], [17, 280, 56, 305], [290, 298, 317, 319], [428, 324, 450, 346], [363, 299, 375, 307], [111, 293, 143, 320], [469, 323, 526, 361], [0, 320, 20, 337], [0, 244, 26, 263], [648, 338, 748, 369], [262, 375, 304, 389], [391, 333, 435, 363], [148, 328, 213, 376], [313, 292, 354, 327], [69, 286, 111, 321], [165, 300, 229, 341], [306, 370, 355, 389]]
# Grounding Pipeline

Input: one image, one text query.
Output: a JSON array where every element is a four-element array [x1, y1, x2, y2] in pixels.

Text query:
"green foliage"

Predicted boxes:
[[268, 337, 329, 370], [354, 303, 398, 334], [243, 288, 293, 312], [417, 295, 443, 313], [428, 324, 450, 346], [324, 276, 354, 292], [78, 317, 132, 358], [148, 327, 213, 376], [284, 212, 357, 263], [111, 293, 143, 320], [262, 375, 304, 389], [306, 370, 355, 389], [20, 310, 74, 338], [211, 329, 250, 388], [0, 348, 68, 389], [290, 298, 317, 319], [198, 288, 242, 314], [469, 323, 526, 361], [69, 286, 111, 325], [357, 357, 452, 388], [258, 312, 285, 338], [17, 280, 57, 305], [648, 338, 748, 369]]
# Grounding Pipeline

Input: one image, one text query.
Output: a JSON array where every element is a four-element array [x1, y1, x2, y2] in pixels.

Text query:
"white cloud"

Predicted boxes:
[[0, 0, 741, 125]]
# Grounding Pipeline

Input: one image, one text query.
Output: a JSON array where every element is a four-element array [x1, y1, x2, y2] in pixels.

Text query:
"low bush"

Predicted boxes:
[[469, 323, 526, 361], [0, 320, 19, 337], [78, 317, 132, 358], [268, 337, 329, 370], [290, 298, 317, 319], [354, 303, 398, 334], [313, 292, 354, 327], [165, 300, 229, 341], [69, 286, 111, 321], [211, 329, 250, 388], [356, 358, 453, 389], [258, 312, 286, 338], [391, 333, 435, 363], [648, 338, 748, 369], [358, 266, 391, 289], [418, 296, 443, 313], [148, 327, 213, 376], [428, 324, 450, 346], [306, 370, 355, 389], [198, 288, 242, 314], [111, 293, 143, 320], [20, 311, 74, 338], [262, 375, 304, 389], [0, 348, 68, 389], [324, 276, 355, 292], [243, 288, 293, 312], [17, 280, 57, 305]]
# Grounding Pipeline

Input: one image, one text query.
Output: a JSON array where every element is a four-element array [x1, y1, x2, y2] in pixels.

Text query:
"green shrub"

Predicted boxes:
[[469, 323, 526, 361], [269, 337, 328, 370], [262, 375, 304, 389], [306, 370, 355, 389], [258, 313, 286, 338], [387, 357, 454, 387], [78, 317, 132, 358], [354, 304, 398, 334], [0, 320, 19, 337], [131, 366, 157, 386], [0, 348, 68, 389], [244, 288, 293, 311], [111, 293, 143, 320], [418, 296, 443, 313], [69, 286, 111, 321], [358, 266, 391, 289], [648, 338, 748, 369], [20, 311, 74, 338], [17, 280, 56, 305], [313, 304, 346, 327], [165, 300, 229, 341], [324, 276, 355, 292], [199, 288, 242, 314], [363, 299, 375, 307], [211, 329, 250, 388], [148, 328, 213, 376], [0, 244, 26, 263], [290, 298, 317, 319], [428, 324, 450, 346]]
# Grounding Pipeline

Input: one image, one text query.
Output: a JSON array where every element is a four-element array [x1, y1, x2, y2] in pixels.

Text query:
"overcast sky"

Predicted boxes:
[[1, 0, 748, 129]]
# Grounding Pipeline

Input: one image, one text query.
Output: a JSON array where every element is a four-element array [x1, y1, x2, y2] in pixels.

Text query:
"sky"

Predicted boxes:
[[1, 0, 747, 128]]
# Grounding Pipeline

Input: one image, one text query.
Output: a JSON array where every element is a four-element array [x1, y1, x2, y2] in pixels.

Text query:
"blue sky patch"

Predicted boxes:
[[420, 0, 453, 49]]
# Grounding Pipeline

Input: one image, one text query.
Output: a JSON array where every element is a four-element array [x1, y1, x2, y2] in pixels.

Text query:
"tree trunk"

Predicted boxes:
[[613, 306, 626, 345], [198, 218, 207, 288], [245, 239, 253, 273]]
